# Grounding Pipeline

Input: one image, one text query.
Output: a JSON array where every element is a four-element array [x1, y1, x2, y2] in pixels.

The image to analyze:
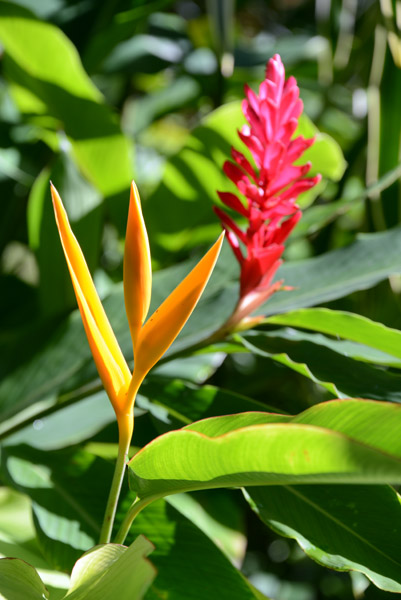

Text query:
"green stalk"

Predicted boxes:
[[114, 495, 160, 545], [99, 418, 132, 545]]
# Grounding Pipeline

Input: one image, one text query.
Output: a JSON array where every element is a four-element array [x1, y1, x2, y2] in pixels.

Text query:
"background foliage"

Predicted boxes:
[[1, 0, 401, 598]]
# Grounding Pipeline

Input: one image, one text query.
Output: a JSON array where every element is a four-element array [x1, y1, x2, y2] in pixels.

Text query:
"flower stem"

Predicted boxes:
[[99, 415, 133, 544], [113, 494, 158, 545]]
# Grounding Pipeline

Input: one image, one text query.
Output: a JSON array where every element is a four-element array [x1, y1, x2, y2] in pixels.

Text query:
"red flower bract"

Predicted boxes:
[[215, 54, 321, 305]]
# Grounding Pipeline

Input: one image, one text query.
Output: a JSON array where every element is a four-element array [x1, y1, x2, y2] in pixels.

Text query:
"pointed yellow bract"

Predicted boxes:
[[123, 181, 152, 351], [125, 233, 224, 407], [50, 184, 131, 413], [51, 181, 223, 428]]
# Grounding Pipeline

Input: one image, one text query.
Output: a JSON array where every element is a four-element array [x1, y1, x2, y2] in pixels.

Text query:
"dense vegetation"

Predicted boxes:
[[1, 1, 401, 599]]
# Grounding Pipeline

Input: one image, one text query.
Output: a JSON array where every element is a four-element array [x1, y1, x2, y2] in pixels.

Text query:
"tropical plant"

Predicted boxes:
[[2, 2, 401, 600]]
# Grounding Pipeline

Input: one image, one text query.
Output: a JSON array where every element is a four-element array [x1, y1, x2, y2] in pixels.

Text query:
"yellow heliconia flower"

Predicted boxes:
[[50, 182, 224, 441]]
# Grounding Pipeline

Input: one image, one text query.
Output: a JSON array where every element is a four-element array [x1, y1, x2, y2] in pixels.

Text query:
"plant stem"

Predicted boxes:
[[114, 495, 159, 545], [99, 416, 132, 544]]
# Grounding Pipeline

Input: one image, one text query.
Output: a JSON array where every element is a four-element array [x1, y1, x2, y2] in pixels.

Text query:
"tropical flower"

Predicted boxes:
[[214, 54, 321, 328], [51, 182, 223, 440], [51, 181, 224, 544]]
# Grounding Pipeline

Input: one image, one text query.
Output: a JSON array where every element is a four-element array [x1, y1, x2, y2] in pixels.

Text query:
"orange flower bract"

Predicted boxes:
[[51, 182, 223, 431]]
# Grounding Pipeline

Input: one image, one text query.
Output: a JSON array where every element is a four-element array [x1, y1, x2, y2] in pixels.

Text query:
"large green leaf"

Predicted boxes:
[[126, 498, 267, 600], [0, 558, 49, 600], [246, 484, 401, 593], [128, 399, 401, 502], [238, 330, 401, 401], [267, 308, 401, 364], [65, 536, 155, 600], [0, 2, 133, 200]]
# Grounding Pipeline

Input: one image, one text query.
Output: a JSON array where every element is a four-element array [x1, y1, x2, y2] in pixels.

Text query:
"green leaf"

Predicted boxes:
[[102, 34, 185, 74], [238, 330, 401, 401], [266, 308, 401, 364], [0, 2, 133, 199], [0, 558, 48, 600], [126, 498, 267, 599], [265, 224, 401, 314], [4, 391, 115, 450], [257, 326, 401, 367], [65, 536, 155, 600], [246, 484, 401, 593], [128, 399, 401, 502]]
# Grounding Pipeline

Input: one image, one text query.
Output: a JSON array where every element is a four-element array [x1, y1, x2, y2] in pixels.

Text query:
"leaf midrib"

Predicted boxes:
[[284, 485, 401, 568]]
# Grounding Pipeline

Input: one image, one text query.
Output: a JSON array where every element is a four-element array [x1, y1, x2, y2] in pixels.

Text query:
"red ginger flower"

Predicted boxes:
[[215, 54, 321, 325]]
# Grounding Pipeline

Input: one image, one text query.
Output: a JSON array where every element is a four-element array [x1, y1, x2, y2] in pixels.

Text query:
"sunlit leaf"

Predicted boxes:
[[66, 536, 155, 600], [266, 308, 401, 364], [128, 399, 401, 502], [0, 2, 133, 199], [0, 558, 48, 600]]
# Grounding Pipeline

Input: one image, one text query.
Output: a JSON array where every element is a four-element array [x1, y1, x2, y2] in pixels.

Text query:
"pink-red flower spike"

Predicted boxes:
[[214, 54, 321, 326]]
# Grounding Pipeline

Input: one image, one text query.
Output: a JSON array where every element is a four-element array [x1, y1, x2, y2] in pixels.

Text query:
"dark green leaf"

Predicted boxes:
[[126, 498, 266, 599], [239, 329, 401, 400], [247, 484, 401, 593]]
